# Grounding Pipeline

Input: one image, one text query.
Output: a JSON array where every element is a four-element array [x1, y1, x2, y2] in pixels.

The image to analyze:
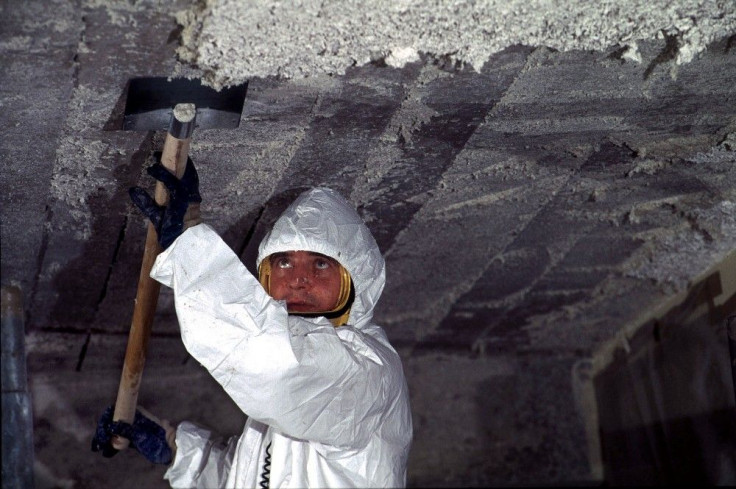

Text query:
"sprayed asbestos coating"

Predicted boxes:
[[49, 85, 123, 240], [623, 155, 736, 294], [175, 0, 736, 88], [21, 0, 736, 310]]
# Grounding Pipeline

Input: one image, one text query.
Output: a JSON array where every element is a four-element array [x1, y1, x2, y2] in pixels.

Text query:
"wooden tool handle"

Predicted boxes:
[[111, 133, 190, 450]]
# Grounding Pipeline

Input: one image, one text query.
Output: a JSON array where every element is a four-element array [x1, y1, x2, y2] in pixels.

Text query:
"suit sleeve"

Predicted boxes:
[[163, 422, 238, 489]]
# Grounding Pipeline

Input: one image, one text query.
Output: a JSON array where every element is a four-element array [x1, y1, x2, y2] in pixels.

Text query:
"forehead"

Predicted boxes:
[[270, 250, 336, 262]]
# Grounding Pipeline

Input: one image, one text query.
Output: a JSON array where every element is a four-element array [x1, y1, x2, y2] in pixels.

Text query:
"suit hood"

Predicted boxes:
[[257, 188, 385, 328]]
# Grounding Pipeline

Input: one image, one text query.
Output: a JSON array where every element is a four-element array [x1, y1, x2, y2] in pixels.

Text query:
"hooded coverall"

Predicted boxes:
[[149, 187, 413, 488]]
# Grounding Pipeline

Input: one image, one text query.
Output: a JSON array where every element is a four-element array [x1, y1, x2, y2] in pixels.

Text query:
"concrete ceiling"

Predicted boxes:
[[2, 1, 735, 487]]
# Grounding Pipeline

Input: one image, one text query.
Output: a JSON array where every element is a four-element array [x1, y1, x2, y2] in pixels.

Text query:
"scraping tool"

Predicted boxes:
[[113, 77, 248, 449]]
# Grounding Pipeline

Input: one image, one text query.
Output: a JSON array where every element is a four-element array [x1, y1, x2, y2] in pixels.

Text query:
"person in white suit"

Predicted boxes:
[[92, 158, 413, 488]]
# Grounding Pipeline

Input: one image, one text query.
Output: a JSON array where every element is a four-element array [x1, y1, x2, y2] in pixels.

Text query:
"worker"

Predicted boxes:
[[92, 157, 413, 488]]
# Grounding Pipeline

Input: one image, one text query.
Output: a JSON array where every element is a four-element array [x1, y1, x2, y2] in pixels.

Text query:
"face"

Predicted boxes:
[[267, 251, 342, 314]]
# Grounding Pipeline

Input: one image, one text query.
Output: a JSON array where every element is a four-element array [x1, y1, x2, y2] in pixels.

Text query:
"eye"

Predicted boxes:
[[274, 257, 292, 269], [314, 258, 331, 270]]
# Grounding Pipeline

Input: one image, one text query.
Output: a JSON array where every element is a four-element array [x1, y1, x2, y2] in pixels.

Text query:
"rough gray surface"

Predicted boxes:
[[175, 0, 736, 86], [1, 0, 735, 487]]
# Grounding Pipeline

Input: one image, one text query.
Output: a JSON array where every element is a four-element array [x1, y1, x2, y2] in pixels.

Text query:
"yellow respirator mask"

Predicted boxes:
[[258, 256, 354, 327]]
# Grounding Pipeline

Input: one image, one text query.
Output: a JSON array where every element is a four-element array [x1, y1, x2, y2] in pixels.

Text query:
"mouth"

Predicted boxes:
[[286, 299, 318, 312]]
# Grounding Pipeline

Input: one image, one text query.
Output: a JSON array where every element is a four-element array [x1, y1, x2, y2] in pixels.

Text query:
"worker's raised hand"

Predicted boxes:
[[129, 154, 203, 249], [91, 405, 174, 465]]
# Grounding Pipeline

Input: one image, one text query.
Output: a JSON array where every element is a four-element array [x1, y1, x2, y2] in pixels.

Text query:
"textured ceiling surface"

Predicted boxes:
[[1, 1, 735, 487], [175, 0, 736, 83]]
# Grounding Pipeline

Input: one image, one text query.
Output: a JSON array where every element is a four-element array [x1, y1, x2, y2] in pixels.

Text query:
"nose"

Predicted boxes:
[[289, 272, 309, 288]]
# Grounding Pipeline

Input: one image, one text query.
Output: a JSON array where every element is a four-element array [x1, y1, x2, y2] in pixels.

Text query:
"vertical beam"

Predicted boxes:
[[728, 315, 736, 402], [1, 285, 34, 489]]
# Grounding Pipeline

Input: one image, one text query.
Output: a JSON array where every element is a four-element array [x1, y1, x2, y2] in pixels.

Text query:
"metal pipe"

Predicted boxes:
[[2, 285, 34, 489], [728, 315, 736, 403]]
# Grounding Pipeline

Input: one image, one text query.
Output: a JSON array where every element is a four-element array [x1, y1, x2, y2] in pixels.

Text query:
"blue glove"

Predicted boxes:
[[91, 405, 173, 465], [129, 154, 202, 249]]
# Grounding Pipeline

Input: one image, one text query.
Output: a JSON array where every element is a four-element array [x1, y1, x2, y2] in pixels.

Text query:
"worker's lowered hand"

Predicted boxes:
[[129, 154, 203, 249], [91, 405, 175, 465]]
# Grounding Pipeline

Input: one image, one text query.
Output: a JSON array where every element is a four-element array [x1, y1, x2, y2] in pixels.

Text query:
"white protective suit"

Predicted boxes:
[[149, 187, 413, 488]]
